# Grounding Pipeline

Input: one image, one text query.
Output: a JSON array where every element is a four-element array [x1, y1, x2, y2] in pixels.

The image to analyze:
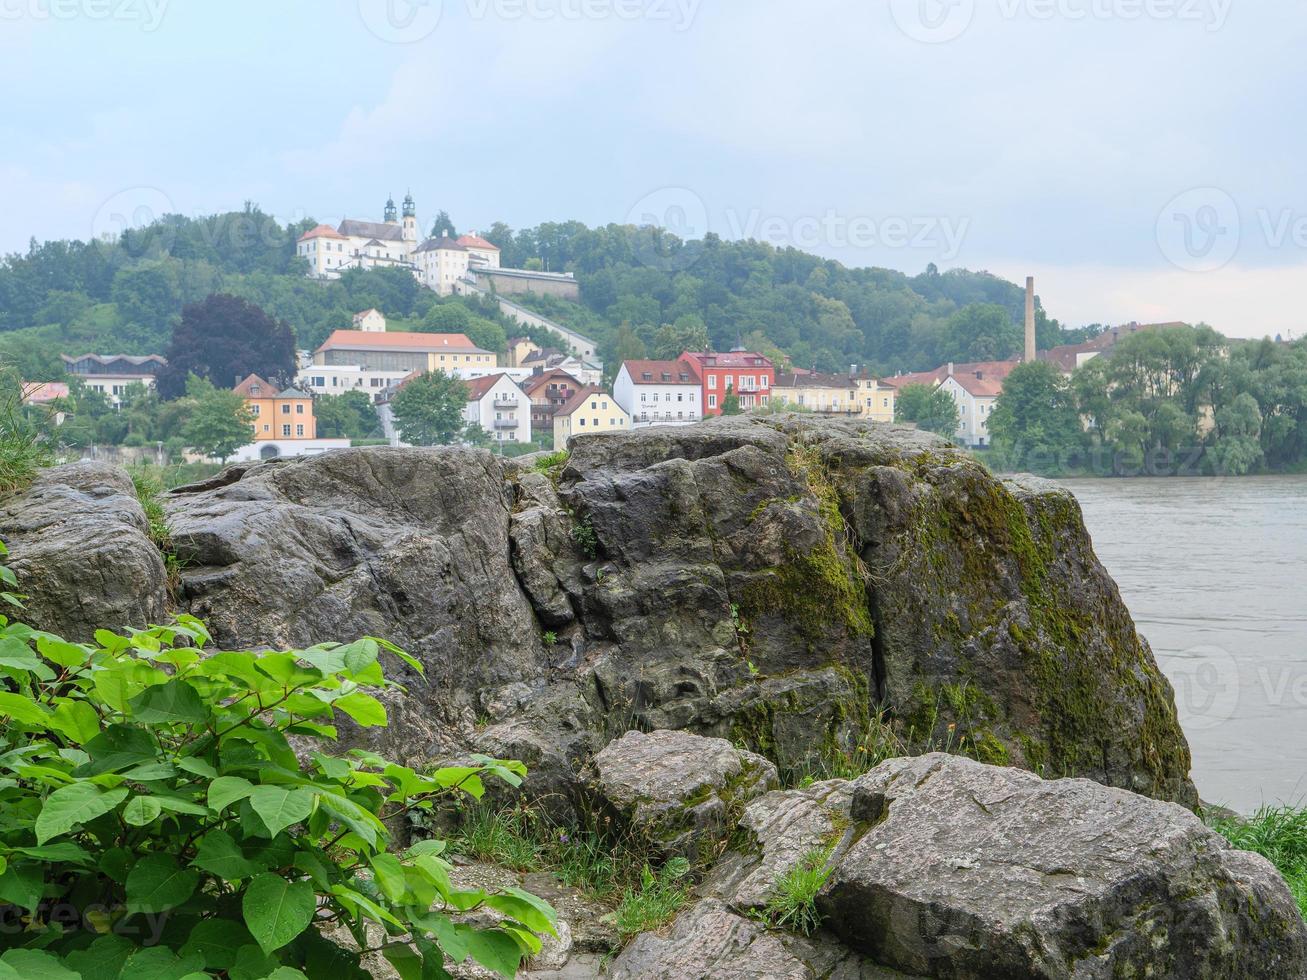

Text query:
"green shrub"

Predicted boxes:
[[532, 450, 569, 473], [0, 373, 52, 498], [0, 543, 555, 978]]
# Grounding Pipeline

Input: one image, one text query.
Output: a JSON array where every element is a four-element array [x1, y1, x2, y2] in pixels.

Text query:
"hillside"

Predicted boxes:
[[0, 206, 1099, 381]]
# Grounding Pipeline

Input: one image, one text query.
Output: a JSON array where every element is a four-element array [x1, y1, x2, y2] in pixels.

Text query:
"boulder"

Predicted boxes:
[[0, 461, 167, 639], [609, 899, 916, 979], [590, 730, 778, 862], [817, 754, 1307, 979]]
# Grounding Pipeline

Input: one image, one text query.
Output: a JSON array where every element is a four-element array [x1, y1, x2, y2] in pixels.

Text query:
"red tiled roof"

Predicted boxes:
[[885, 359, 1017, 398], [315, 330, 487, 354], [233, 374, 275, 397], [21, 381, 69, 403], [464, 374, 509, 400], [298, 224, 346, 242], [620, 359, 701, 385], [456, 234, 499, 251], [521, 369, 582, 396], [681, 351, 774, 370]]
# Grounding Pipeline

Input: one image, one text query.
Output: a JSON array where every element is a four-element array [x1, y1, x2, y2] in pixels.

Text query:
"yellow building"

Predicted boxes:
[[552, 386, 631, 449], [312, 330, 496, 375], [235, 374, 316, 441], [506, 337, 541, 368], [772, 372, 896, 421]]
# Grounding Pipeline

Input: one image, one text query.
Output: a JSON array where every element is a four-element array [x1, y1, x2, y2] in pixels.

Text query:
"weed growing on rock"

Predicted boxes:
[[542, 630, 558, 648], [130, 468, 187, 595], [613, 858, 692, 940], [0, 371, 51, 498], [1211, 807, 1307, 917], [570, 516, 599, 558], [759, 847, 834, 935], [534, 450, 570, 474]]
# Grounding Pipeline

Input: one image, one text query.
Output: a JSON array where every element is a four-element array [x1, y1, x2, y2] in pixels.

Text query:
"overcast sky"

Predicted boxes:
[[3, 0, 1305, 337]]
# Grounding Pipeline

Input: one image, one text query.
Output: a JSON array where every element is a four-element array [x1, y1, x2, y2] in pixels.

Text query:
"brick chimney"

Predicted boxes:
[[1025, 276, 1037, 364]]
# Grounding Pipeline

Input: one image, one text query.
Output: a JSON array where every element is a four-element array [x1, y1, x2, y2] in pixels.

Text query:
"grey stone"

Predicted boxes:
[[0, 461, 167, 639], [590, 729, 778, 863], [818, 754, 1307, 979]]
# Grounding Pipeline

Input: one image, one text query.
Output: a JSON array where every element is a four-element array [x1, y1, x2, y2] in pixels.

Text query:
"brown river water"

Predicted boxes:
[[1059, 476, 1307, 814]]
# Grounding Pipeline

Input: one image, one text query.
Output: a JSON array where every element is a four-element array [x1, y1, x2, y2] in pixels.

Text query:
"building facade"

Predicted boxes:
[[613, 359, 703, 427], [521, 369, 584, 437], [678, 351, 774, 415], [552, 387, 631, 449], [463, 374, 532, 444], [62, 354, 166, 407], [311, 330, 495, 375], [772, 372, 897, 422]]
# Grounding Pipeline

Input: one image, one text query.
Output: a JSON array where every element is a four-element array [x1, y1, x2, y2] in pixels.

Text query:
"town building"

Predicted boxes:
[[463, 374, 532, 444], [230, 374, 349, 461], [353, 309, 387, 333], [310, 329, 495, 376], [20, 381, 69, 406], [772, 371, 895, 421], [678, 351, 775, 415], [61, 354, 166, 407], [520, 348, 603, 386], [521, 368, 584, 437], [885, 360, 1017, 448], [506, 337, 540, 368], [613, 359, 703, 427], [552, 387, 631, 450]]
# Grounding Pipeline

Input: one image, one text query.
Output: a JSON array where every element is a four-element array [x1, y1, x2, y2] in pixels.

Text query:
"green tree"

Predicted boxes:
[[391, 371, 467, 446], [1208, 392, 1265, 475], [158, 294, 296, 399], [988, 361, 1086, 473], [314, 390, 382, 440], [429, 210, 457, 238], [652, 315, 710, 359], [894, 383, 960, 438], [181, 375, 253, 462], [720, 387, 743, 415]]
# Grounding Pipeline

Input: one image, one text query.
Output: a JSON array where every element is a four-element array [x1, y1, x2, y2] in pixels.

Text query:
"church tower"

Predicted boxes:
[[402, 192, 417, 243], [384, 195, 398, 224]]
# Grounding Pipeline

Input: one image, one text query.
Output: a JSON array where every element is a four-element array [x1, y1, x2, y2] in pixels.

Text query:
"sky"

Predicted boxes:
[[3, 0, 1305, 338]]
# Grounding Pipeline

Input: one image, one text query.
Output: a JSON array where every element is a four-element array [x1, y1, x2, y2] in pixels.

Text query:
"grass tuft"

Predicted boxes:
[[1211, 806, 1307, 918], [759, 847, 833, 935]]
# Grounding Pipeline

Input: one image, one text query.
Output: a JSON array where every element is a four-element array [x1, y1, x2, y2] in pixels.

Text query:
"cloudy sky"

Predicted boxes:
[[3, 0, 1305, 337]]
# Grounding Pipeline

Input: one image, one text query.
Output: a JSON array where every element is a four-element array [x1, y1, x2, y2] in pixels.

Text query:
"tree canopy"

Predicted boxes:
[[894, 383, 960, 437], [390, 371, 468, 447], [180, 375, 254, 461], [157, 294, 296, 399]]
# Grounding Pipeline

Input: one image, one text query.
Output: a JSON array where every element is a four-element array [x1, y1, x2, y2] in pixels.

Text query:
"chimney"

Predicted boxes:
[[1024, 276, 1037, 364], [947, 362, 955, 377]]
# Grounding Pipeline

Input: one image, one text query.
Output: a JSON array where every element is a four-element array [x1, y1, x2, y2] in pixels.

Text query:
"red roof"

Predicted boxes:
[[885, 360, 1018, 398], [233, 374, 275, 397], [554, 386, 611, 418], [456, 234, 499, 252], [620, 359, 701, 385], [521, 369, 582, 397], [464, 374, 511, 400], [315, 330, 487, 354], [681, 351, 774, 370], [298, 224, 346, 242], [21, 381, 69, 404]]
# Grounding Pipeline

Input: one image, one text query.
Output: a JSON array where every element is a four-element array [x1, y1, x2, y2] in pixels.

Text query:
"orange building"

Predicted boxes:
[[234, 374, 316, 441]]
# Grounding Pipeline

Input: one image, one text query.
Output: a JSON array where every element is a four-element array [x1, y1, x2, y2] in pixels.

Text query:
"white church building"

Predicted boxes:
[[296, 194, 501, 296]]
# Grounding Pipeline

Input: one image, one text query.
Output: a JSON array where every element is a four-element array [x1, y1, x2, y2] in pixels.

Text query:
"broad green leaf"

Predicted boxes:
[[340, 638, 379, 676], [177, 756, 218, 779], [381, 944, 423, 980], [242, 873, 316, 954], [407, 839, 447, 858], [291, 849, 333, 890], [93, 629, 130, 654], [327, 884, 404, 928], [0, 691, 51, 727], [35, 783, 128, 843], [0, 949, 79, 980], [484, 887, 559, 937], [376, 636, 424, 674], [208, 775, 256, 812], [77, 725, 157, 775], [128, 678, 208, 724], [153, 792, 209, 816], [122, 760, 178, 781], [64, 934, 134, 980], [35, 634, 92, 668], [50, 700, 99, 743], [12, 842, 92, 863], [123, 795, 163, 826], [249, 784, 316, 836], [116, 946, 205, 980], [332, 691, 387, 727], [125, 853, 198, 913], [180, 917, 255, 971], [228, 945, 280, 980], [265, 970, 311, 980], [191, 830, 266, 880], [313, 752, 351, 780], [464, 929, 525, 980], [92, 661, 166, 711], [0, 864, 44, 911], [316, 791, 383, 848], [369, 852, 407, 903]]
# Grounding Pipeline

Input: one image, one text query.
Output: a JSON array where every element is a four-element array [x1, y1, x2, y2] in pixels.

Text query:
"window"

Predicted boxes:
[[263, 424, 270, 432], [708, 375, 718, 390], [281, 404, 290, 415], [709, 394, 718, 408], [761, 376, 769, 389], [296, 404, 304, 415], [296, 424, 304, 436], [281, 425, 291, 437], [579, 418, 586, 426]]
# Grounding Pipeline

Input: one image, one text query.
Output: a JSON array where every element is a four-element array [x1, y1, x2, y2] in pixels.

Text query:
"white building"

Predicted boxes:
[[613, 359, 703, 428], [229, 438, 352, 463], [938, 362, 1015, 448], [61, 354, 165, 408], [295, 363, 414, 399], [463, 373, 532, 444], [353, 308, 386, 333]]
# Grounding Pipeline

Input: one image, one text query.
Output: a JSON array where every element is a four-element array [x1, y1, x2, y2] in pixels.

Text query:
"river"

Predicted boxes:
[[1059, 476, 1307, 814]]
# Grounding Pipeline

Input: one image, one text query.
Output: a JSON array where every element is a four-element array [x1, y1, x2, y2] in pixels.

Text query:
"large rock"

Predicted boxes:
[[817, 754, 1307, 979], [0, 461, 167, 639], [1, 417, 1197, 808], [590, 729, 778, 862], [609, 898, 916, 979]]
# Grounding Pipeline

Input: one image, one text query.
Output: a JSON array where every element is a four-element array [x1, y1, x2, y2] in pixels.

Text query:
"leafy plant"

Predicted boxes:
[[130, 469, 187, 593], [532, 450, 569, 474], [568, 513, 598, 559], [759, 848, 833, 935], [0, 370, 52, 498], [541, 631, 558, 648], [0, 543, 555, 978], [1211, 807, 1307, 917]]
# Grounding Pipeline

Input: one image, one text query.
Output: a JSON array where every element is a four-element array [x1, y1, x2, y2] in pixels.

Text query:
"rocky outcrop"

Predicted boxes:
[[0, 461, 167, 638], [0, 417, 1196, 808], [818, 754, 1306, 979], [589, 730, 778, 862]]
